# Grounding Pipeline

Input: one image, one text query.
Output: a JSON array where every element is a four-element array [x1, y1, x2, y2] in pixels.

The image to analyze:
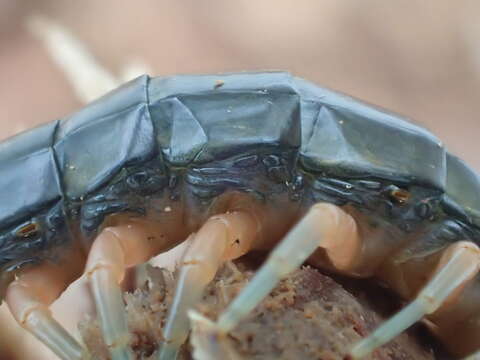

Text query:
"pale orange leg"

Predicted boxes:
[[190, 203, 361, 335], [158, 210, 259, 360], [84, 219, 171, 360], [349, 241, 480, 359], [5, 248, 86, 360]]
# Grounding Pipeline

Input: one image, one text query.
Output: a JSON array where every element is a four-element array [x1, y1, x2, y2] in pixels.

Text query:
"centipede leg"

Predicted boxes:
[[201, 203, 360, 334], [5, 257, 85, 360], [349, 241, 480, 359], [85, 220, 169, 360], [465, 350, 480, 360], [158, 211, 258, 360]]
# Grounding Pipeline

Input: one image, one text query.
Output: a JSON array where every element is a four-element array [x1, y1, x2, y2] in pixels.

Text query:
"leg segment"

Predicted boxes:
[[349, 241, 480, 359], [85, 219, 171, 360], [465, 346, 480, 360], [6, 258, 85, 360], [158, 211, 258, 360], [465, 353, 480, 360], [213, 203, 361, 333]]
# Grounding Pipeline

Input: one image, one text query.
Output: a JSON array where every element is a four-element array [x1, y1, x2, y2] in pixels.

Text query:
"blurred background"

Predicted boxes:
[[0, 1, 479, 359]]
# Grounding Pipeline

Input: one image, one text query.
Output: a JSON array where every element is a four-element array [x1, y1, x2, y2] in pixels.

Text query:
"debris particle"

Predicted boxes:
[[214, 80, 225, 89]]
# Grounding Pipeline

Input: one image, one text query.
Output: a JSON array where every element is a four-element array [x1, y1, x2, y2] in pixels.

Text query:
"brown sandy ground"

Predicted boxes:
[[80, 257, 450, 360]]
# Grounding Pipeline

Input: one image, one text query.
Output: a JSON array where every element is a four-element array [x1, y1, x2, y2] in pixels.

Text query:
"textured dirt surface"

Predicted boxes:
[[80, 258, 446, 360]]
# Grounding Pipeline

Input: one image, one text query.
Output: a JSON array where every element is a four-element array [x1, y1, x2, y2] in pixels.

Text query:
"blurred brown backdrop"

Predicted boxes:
[[1, 1, 479, 169], [0, 1, 479, 359]]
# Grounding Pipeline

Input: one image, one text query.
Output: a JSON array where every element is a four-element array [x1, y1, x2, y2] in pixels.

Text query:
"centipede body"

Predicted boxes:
[[1, 72, 479, 358]]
